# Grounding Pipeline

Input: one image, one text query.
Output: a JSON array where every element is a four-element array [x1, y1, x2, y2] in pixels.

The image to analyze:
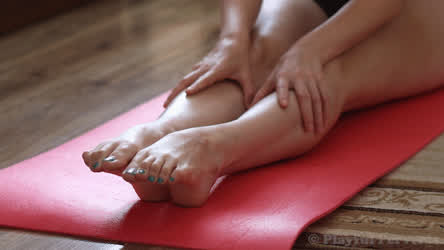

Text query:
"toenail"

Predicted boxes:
[[136, 169, 145, 174], [148, 176, 155, 182], [157, 177, 164, 184], [92, 162, 99, 169], [169, 177, 175, 182], [104, 156, 116, 162], [126, 168, 137, 174]]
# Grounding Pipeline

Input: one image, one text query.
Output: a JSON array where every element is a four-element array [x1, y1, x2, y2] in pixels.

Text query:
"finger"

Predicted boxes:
[[191, 63, 201, 70], [318, 84, 328, 129], [250, 75, 276, 107], [163, 69, 206, 107], [241, 73, 255, 108], [185, 69, 222, 95], [307, 77, 324, 133], [276, 77, 290, 108], [293, 80, 314, 133]]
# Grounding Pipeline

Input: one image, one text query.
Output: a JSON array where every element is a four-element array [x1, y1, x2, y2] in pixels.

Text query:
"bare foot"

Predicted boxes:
[[82, 121, 174, 201], [82, 122, 172, 174], [121, 127, 235, 207]]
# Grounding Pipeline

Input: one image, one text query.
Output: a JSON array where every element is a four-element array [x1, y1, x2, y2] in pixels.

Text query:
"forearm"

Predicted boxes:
[[296, 0, 404, 64], [220, 0, 262, 41]]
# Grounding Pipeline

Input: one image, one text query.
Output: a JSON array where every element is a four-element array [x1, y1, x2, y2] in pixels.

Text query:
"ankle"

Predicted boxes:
[[121, 120, 176, 147], [204, 124, 246, 175], [154, 119, 178, 137]]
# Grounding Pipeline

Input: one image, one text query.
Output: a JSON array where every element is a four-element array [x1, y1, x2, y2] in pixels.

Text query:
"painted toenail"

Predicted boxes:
[[157, 178, 164, 184], [148, 176, 155, 182], [136, 169, 145, 174], [92, 162, 99, 169], [126, 168, 137, 174], [169, 177, 175, 182], [104, 156, 116, 162]]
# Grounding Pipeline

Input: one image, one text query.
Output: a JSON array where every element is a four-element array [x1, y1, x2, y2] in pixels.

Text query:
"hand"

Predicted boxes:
[[163, 37, 255, 108], [251, 45, 326, 133]]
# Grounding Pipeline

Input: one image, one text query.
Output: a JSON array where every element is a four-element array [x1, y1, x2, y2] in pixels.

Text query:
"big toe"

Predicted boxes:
[[101, 142, 139, 173]]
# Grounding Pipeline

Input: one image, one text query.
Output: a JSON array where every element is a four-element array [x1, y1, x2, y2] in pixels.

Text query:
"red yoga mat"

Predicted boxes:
[[1, 89, 444, 250]]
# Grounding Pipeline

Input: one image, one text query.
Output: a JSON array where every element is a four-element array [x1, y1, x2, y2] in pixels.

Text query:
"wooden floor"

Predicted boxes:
[[0, 0, 443, 249]]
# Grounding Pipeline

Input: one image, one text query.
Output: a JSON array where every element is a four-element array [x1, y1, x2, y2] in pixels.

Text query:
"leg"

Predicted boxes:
[[82, 0, 326, 201], [239, 0, 444, 169], [161, 0, 444, 206], [184, 0, 444, 175], [152, 75, 343, 207], [337, 0, 444, 111]]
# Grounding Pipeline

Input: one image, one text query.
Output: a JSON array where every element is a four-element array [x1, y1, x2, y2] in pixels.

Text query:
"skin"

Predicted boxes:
[[251, 0, 405, 133], [163, 0, 263, 108], [83, 0, 444, 207]]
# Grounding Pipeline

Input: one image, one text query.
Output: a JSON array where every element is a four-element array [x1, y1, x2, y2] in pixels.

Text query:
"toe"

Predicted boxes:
[[101, 141, 139, 171], [82, 151, 93, 167], [86, 142, 118, 172], [147, 158, 165, 184], [122, 150, 148, 182], [159, 158, 177, 184], [133, 156, 154, 181], [168, 168, 177, 184]]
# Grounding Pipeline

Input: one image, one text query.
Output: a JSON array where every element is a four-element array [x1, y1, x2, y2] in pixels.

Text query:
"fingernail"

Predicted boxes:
[[157, 178, 164, 184], [104, 156, 116, 162], [126, 168, 137, 174], [169, 177, 175, 182], [136, 169, 145, 174], [148, 176, 155, 182], [92, 162, 99, 169]]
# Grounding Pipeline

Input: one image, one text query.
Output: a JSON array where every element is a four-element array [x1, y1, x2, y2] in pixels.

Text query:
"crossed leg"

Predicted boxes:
[[82, 0, 327, 201], [120, 0, 444, 207]]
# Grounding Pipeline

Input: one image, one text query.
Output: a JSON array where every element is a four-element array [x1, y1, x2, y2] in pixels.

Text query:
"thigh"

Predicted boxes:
[[329, 0, 444, 111]]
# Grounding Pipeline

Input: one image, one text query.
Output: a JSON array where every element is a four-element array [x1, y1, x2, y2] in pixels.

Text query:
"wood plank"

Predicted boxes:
[[297, 208, 444, 249], [0, 0, 91, 34], [0, 228, 122, 250], [0, 0, 219, 170], [373, 133, 444, 191], [344, 187, 444, 216]]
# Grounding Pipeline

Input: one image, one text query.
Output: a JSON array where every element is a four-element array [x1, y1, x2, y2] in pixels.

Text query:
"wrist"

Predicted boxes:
[[217, 34, 250, 53], [292, 40, 327, 65], [219, 29, 249, 44]]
